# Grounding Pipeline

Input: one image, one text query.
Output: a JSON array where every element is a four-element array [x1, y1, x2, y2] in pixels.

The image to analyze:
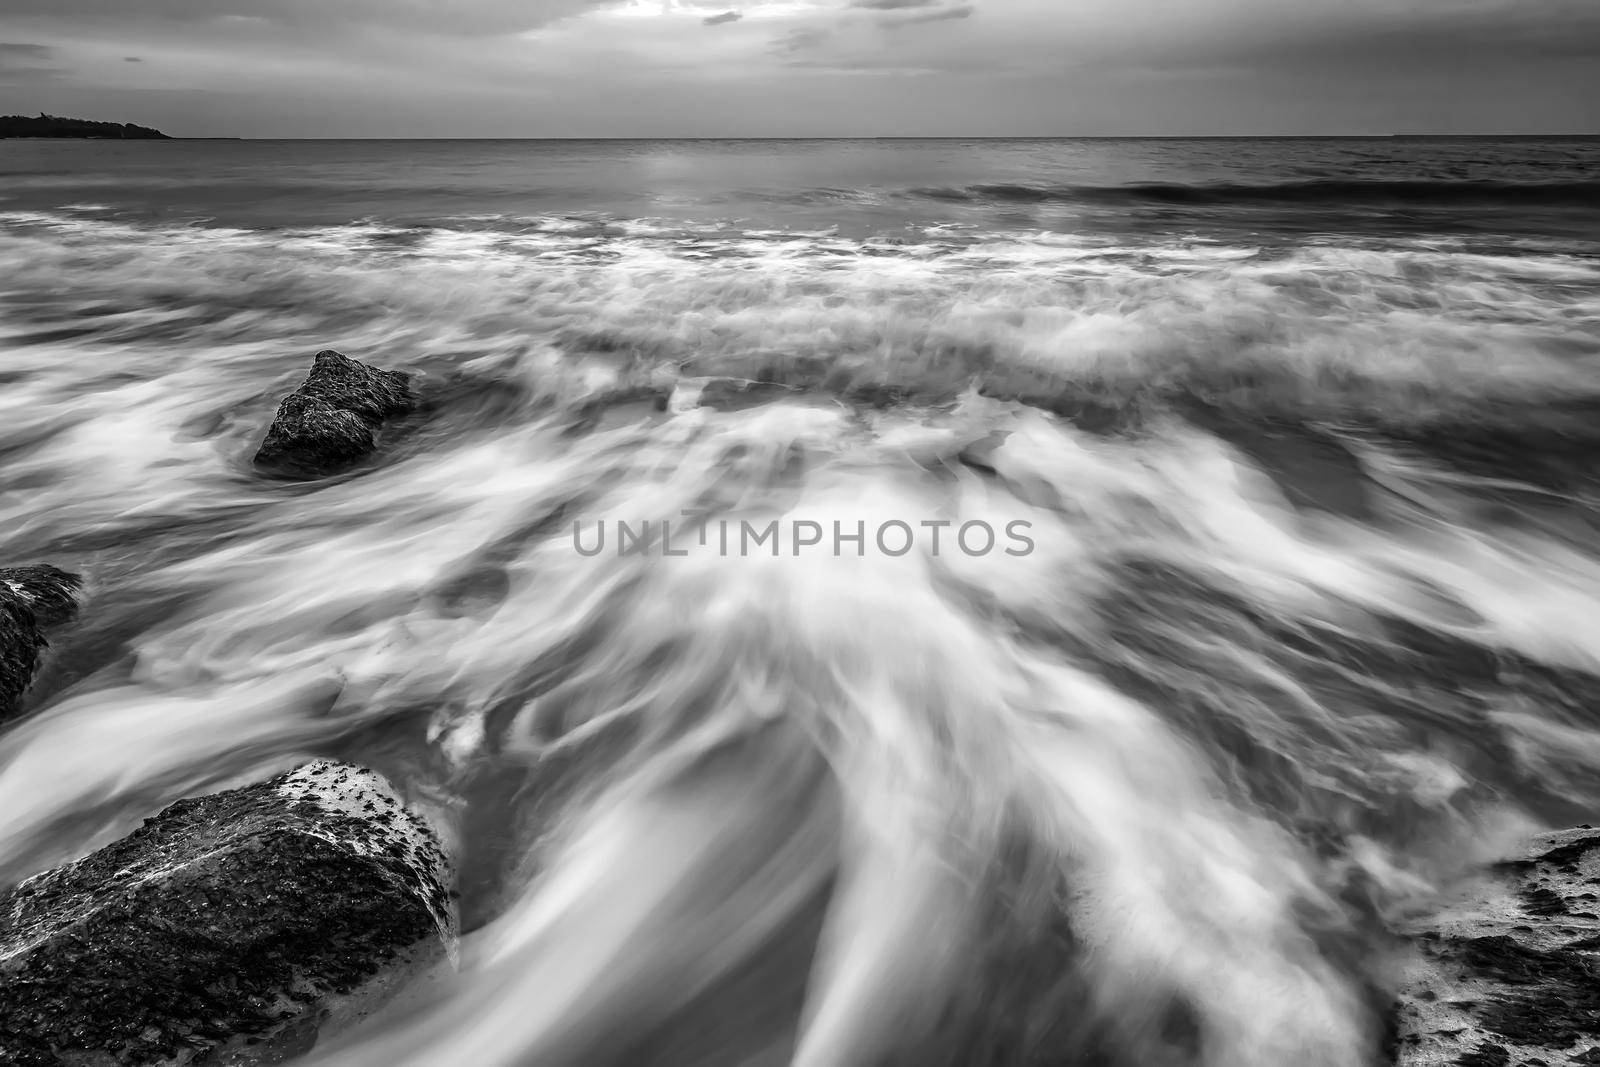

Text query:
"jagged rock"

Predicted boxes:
[[0, 761, 455, 1066], [1392, 827, 1600, 1066], [253, 350, 417, 478], [0, 564, 82, 720]]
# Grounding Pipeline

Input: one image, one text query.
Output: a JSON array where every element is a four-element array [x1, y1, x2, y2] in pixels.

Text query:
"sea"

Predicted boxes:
[[2, 136, 1600, 1066]]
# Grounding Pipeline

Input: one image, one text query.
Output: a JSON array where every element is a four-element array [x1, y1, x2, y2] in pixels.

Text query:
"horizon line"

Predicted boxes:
[[156, 132, 1599, 141]]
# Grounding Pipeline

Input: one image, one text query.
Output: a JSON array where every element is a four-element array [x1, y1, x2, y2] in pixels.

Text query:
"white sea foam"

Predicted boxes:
[[1, 210, 1599, 1064]]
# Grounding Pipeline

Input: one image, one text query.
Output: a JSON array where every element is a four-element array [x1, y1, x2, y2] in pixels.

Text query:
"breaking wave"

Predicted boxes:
[[911, 178, 1600, 208], [2, 206, 1600, 1065]]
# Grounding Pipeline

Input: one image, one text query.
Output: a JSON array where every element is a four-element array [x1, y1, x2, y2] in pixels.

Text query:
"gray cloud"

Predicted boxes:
[[771, 26, 831, 55], [1316, 4, 1600, 63], [1118, 0, 1600, 75], [703, 10, 741, 26], [883, 3, 972, 27], [0, 0, 605, 37], [124, 55, 142, 61], [0, 40, 64, 81], [2, 0, 1596, 136], [0, 40, 53, 60]]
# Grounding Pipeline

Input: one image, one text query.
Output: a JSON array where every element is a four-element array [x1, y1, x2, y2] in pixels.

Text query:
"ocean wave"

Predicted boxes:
[[4, 204, 1600, 1064], [2, 210, 1595, 435], [910, 178, 1600, 208]]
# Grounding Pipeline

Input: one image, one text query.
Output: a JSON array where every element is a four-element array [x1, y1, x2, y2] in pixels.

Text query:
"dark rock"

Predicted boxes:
[[1393, 828, 1600, 1066], [845, 381, 913, 410], [1454, 1044, 1511, 1067], [1181, 406, 1376, 521], [0, 564, 82, 719], [564, 384, 672, 436], [0, 760, 455, 1066], [0, 565, 81, 629], [253, 350, 417, 478], [975, 386, 1138, 435], [693, 378, 796, 412]]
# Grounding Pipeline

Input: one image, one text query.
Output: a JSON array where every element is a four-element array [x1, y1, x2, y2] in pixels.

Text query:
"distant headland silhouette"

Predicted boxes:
[[0, 114, 170, 139]]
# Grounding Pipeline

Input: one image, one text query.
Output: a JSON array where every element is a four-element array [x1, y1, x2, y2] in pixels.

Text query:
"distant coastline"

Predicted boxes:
[[4, 126, 1590, 142], [0, 114, 170, 140]]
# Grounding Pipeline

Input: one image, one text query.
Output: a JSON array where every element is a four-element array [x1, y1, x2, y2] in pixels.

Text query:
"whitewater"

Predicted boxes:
[[2, 137, 1600, 1066]]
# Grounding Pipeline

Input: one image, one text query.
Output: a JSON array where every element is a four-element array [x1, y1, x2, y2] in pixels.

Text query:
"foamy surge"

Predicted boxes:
[[3, 211, 1600, 1065]]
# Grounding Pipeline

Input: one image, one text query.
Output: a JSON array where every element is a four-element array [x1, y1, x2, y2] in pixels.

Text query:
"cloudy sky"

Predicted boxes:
[[1, 0, 1596, 136]]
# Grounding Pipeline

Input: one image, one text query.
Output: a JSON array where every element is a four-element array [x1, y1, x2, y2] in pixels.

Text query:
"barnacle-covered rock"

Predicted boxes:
[[1393, 827, 1600, 1067], [0, 760, 455, 1066]]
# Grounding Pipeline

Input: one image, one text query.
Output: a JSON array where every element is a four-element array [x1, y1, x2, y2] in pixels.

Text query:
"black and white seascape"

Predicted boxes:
[[3, 4, 1600, 1067]]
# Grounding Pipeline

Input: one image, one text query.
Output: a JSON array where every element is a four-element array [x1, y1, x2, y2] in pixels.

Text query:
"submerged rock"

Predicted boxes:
[[554, 381, 672, 437], [0, 760, 455, 1066], [253, 350, 417, 478], [0, 564, 82, 719], [691, 378, 796, 413], [1182, 407, 1376, 521], [1393, 828, 1600, 1066]]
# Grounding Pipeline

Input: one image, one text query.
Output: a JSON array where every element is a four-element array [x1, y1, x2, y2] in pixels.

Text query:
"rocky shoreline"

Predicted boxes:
[[0, 762, 453, 1066], [0, 347, 1595, 1063], [1, 350, 448, 1064], [1392, 828, 1600, 1066]]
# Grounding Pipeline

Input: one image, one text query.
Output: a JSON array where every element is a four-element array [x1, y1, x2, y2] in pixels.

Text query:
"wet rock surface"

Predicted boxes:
[[0, 760, 455, 1066], [564, 384, 671, 435], [1393, 828, 1600, 1067], [1180, 406, 1377, 522], [0, 565, 82, 720], [253, 350, 417, 478]]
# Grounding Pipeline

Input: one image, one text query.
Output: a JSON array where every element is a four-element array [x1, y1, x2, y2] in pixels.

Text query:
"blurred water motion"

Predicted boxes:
[[2, 137, 1600, 1065]]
